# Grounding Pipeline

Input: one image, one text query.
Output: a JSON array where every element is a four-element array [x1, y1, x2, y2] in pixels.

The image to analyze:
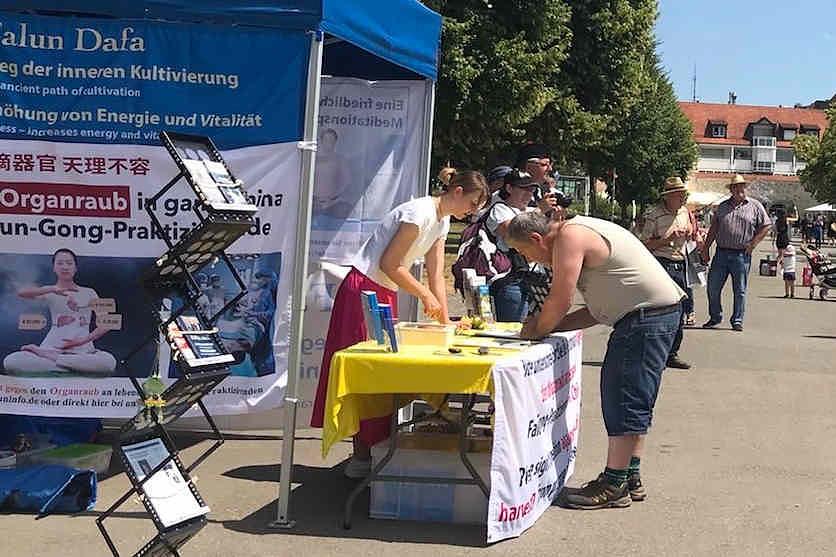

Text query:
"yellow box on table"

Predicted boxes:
[[394, 322, 456, 347]]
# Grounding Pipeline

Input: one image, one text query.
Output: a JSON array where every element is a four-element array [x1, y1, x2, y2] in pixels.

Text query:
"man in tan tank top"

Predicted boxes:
[[507, 211, 684, 510]]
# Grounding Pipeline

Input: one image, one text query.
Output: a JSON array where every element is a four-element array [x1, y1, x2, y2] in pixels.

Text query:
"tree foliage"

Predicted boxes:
[[547, 0, 659, 177], [609, 58, 698, 210], [422, 0, 698, 209], [794, 116, 836, 203], [422, 1, 572, 169]]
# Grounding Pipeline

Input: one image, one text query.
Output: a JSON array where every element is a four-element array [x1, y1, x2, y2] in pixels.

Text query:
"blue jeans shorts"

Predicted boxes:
[[600, 304, 682, 436]]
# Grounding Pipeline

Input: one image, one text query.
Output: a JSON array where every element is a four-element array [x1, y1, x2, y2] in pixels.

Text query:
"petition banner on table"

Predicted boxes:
[[0, 12, 307, 417], [488, 332, 583, 543]]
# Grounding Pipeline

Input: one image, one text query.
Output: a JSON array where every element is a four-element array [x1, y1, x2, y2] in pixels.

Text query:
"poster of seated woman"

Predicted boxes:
[[3, 248, 117, 376]]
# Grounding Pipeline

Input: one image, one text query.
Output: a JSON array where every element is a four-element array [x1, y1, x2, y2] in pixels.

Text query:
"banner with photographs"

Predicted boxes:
[[0, 12, 306, 417]]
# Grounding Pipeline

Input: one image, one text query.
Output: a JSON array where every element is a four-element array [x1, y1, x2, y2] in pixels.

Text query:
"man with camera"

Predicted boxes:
[[515, 142, 573, 219]]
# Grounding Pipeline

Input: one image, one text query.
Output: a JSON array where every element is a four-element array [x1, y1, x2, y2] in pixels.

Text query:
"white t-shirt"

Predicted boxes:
[[352, 196, 450, 291], [39, 286, 99, 353], [484, 201, 523, 252], [781, 245, 796, 274]]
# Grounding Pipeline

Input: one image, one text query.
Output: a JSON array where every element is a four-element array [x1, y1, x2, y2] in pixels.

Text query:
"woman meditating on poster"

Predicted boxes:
[[3, 248, 117, 376], [310, 168, 488, 478]]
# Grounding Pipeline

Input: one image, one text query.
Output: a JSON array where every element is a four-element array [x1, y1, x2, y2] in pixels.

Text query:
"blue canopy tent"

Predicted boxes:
[[0, 0, 441, 527]]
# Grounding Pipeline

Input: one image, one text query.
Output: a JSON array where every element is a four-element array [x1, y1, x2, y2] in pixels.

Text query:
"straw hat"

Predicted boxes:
[[661, 176, 688, 195], [728, 174, 748, 187]]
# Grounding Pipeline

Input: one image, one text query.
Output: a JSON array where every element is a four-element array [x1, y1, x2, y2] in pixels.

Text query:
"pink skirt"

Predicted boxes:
[[310, 267, 398, 447]]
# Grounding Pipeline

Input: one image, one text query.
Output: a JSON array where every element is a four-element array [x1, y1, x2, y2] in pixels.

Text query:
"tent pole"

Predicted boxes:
[[418, 81, 436, 199], [270, 30, 324, 530], [410, 80, 437, 321]]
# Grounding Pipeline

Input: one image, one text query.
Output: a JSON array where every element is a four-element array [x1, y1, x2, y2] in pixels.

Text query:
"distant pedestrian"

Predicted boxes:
[[813, 216, 824, 250], [774, 209, 789, 248], [828, 220, 836, 246], [801, 216, 812, 243], [640, 176, 695, 369], [701, 175, 771, 331], [776, 237, 796, 298]]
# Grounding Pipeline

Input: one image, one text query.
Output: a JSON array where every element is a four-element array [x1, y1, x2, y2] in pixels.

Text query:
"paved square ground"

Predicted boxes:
[[4, 242, 836, 557]]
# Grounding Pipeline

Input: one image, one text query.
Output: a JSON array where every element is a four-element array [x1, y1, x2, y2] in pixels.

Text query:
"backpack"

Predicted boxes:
[[451, 203, 512, 296]]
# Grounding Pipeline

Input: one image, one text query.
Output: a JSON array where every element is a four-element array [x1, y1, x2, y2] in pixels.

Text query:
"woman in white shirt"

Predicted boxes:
[[311, 168, 489, 477], [483, 169, 540, 321], [3, 249, 116, 376]]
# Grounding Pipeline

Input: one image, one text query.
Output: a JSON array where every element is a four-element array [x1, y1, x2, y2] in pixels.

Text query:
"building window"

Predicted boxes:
[[782, 129, 796, 141], [699, 146, 728, 159], [754, 161, 774, 173], [753, 136, 776, 147], [801, 128, 819, 138], [710, 124, 727, 138], [734, 148, 751, 160], [776, 149, 794, 163]]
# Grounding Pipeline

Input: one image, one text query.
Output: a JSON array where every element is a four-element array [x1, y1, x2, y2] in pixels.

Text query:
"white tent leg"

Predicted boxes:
[[410, 81, 437, 321], [270, 30, 324, 530], [418, 81, 436, 198]]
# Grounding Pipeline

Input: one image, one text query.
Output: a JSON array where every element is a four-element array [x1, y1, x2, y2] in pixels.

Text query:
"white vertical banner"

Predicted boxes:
[[295, 78, 427, 428], [308, 77, 427, 262], [488, 332, 583, 543]]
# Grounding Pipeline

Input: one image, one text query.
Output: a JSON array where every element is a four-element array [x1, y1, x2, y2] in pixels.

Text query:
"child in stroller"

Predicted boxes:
[[800, 245, 836, 300]]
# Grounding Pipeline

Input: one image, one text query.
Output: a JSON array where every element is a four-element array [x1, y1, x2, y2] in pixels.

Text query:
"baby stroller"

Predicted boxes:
[[800, 245, 836, 300]]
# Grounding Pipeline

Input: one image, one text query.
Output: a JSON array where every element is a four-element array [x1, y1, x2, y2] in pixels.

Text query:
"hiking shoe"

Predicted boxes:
[[666, 355, 691, 370], [731, 322, 744, 332], [627, 472, 646, 502], [701, 319, 721, 329], [562, 475, 631, 510]]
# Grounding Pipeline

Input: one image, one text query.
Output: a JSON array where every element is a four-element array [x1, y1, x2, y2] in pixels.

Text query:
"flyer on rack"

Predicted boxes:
[[122, 438, 209, 528]]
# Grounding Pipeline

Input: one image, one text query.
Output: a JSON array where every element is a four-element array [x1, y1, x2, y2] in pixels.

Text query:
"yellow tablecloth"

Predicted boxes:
[[321, 340, 518, 457]]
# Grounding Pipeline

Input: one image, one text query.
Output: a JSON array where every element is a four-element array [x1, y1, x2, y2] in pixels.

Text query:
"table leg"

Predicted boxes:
[[343, 395, 400, 529], [458, 394, 490, 498], [342, 393, 492, 528]]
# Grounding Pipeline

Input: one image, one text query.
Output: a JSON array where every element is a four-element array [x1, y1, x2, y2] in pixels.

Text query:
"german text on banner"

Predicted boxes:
[[488, 332, 583, 543], [0, 12, 306, 417]]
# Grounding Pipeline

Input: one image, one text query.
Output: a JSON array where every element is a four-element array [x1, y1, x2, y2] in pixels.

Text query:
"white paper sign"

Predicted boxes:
[[487, 332, 583, 543], [122, 437, 209, 528]]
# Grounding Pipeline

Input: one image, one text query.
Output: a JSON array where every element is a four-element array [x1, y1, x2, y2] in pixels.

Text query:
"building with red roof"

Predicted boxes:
[[678, 101, 828, 177], [678, 100, 830, 207]]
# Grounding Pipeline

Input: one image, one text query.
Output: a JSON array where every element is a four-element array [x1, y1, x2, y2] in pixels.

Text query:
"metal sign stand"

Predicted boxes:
[[96, 132, 255, 557]]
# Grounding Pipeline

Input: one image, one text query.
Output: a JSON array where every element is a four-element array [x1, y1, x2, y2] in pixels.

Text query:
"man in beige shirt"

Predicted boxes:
[[508, 212, 683, 510], [641, 177, 696, 369]]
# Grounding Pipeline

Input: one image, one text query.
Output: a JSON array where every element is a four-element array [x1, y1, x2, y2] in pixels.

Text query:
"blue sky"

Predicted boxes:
[[656, 0, 836, 106]]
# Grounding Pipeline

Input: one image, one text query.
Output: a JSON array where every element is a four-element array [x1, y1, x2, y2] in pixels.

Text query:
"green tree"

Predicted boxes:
[[794, 115, 836, 203], [421, 1, 572, 170], [422, 0, 694, 215], [609, 59, 698, 215], [535, 0, 658, 175]]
